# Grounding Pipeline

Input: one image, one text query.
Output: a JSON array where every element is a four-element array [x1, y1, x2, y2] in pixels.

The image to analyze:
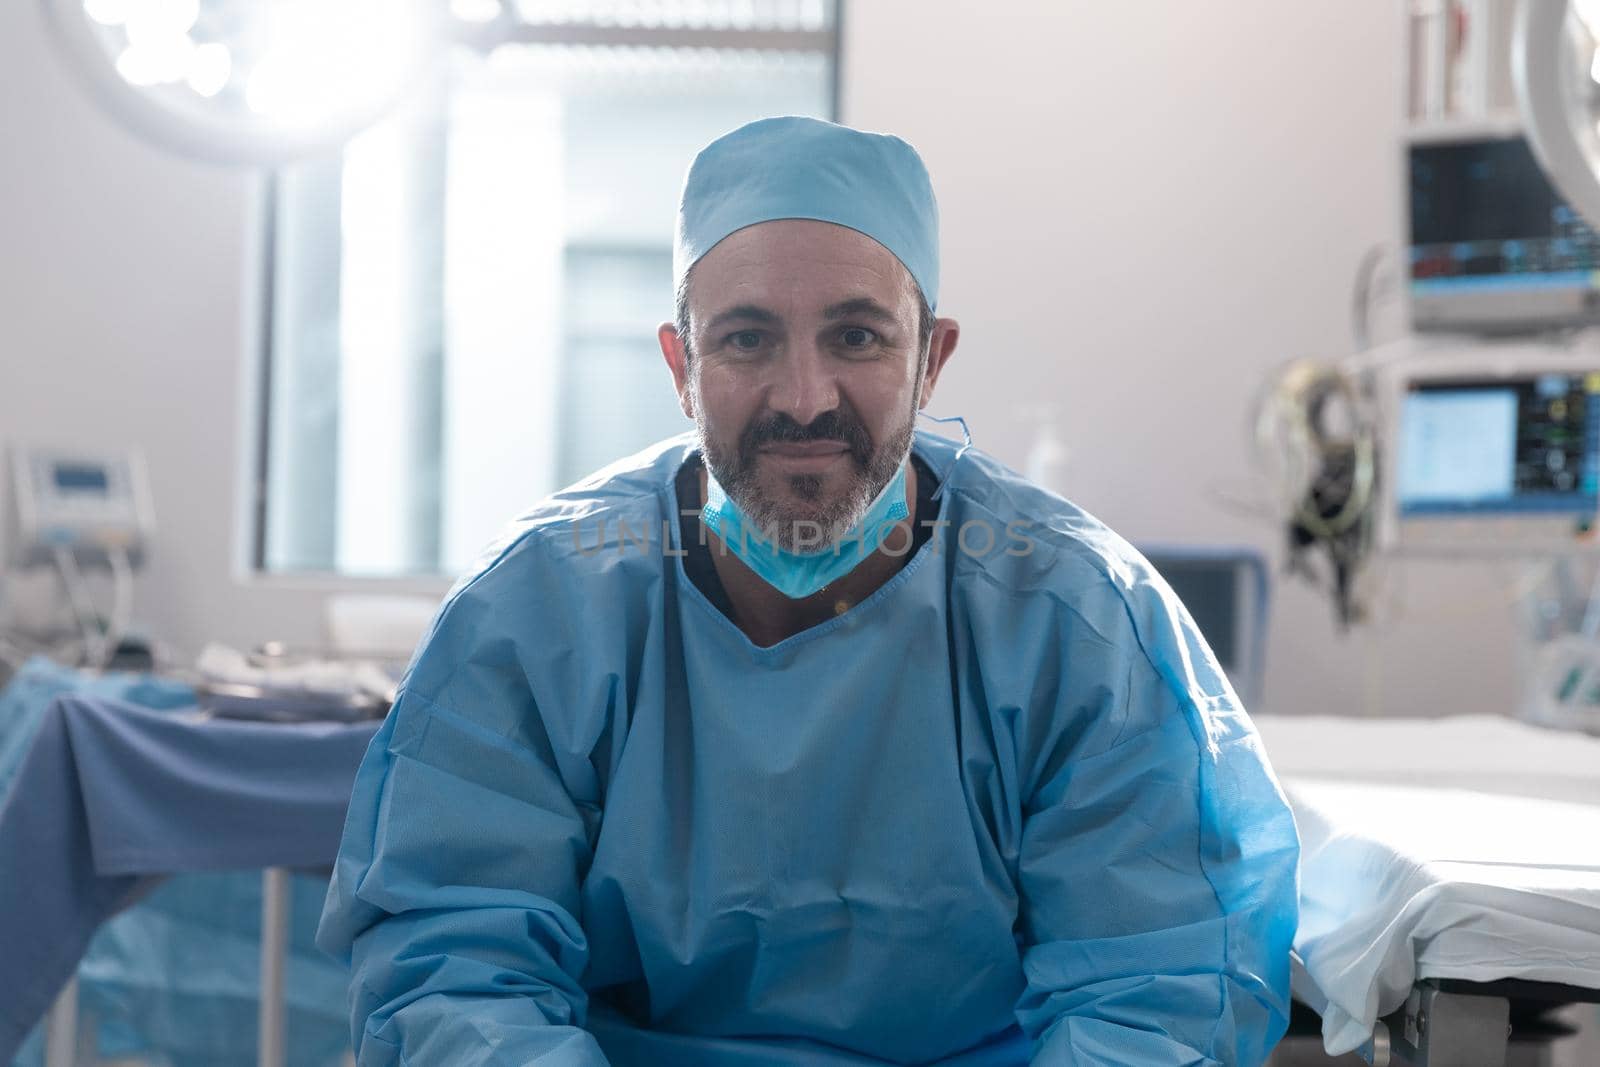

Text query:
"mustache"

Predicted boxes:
[[740, 410, 873, 466]]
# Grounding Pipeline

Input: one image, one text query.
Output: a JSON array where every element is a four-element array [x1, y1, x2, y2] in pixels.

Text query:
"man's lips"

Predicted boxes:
[[761, 441, 850, 457], [758, 440, 851, 474]]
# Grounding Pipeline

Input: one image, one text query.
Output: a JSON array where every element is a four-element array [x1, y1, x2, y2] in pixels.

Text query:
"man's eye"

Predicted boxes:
[[728, 330, 764, 351], [839, 327, 877, 348]]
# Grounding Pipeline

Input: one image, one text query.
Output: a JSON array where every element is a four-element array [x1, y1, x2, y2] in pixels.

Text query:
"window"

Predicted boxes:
[[259, 1, 839, 578]]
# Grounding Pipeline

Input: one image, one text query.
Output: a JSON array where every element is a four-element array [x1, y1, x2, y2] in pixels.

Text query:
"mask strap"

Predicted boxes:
[[917, 411, 973, 500]]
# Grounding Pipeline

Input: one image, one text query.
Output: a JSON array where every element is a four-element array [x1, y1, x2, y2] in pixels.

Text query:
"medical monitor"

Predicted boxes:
[[1409, 134, 1600, 334], [1, 447, 153, 568], [1141, 548, 1266, 710], [1386, 363, 1600, 553]]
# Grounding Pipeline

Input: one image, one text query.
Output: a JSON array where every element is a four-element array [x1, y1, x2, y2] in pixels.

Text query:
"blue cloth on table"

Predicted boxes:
[[318, 430, 1301, 1066], [0, 658, 192, 799], [0, 659, 374, 1067]]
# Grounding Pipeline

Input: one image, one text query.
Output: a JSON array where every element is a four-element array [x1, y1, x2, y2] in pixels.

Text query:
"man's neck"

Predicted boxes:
[[698, 462, 920, 648]]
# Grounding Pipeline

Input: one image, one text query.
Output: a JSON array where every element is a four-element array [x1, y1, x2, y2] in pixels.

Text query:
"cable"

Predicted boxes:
[[1252, 357, 1385, 627], [104, 545, 134, 671], [0, 569, 58, 672], [52, 545, 103, 669], [1350, 244, 1388, 352], [0, 575, 22, 672], [0, 633, 29, 673], [1253, 360, 1380, 539]]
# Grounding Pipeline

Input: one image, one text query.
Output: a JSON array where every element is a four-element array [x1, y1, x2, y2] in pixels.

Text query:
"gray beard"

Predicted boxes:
[[695, 409, 915, 554]]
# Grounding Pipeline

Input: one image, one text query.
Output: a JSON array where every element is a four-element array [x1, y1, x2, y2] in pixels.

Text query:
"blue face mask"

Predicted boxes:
[[700, 457, 911, 601]]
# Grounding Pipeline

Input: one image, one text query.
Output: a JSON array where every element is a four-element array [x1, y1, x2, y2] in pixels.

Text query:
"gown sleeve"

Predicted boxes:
[[1012, 573, 1299, 1067], [315, 551, 612, 1067]]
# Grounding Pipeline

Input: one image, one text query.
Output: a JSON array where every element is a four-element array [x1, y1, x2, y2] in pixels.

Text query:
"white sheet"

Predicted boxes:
[[1254, 715, 1600, 1056]]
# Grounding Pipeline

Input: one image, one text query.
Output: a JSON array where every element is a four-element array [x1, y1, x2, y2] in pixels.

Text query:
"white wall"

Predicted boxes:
[[843, 0, 1519, 720], [0, 0, 1520, 718]]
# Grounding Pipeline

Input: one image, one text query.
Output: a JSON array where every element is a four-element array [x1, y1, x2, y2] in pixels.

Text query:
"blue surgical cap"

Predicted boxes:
[[673, 116, 941, 311]]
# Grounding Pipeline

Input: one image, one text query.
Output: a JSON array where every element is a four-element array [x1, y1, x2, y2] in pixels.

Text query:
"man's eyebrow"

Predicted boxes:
[[703, 304, 782, 332], [822, 297, 899, 324]]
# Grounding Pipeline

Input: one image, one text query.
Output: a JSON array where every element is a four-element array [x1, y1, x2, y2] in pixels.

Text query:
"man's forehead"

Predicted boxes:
[[688, 219, 919, 318], [700, 295, 908, 333]]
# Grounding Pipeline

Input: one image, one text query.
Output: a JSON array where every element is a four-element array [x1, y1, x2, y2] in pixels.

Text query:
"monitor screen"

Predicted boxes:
[[52, 463, 109, 494], [1397, 373, 1600, 515], [1148, 561, 1237, 670], [1408, 137, 1600, 330]]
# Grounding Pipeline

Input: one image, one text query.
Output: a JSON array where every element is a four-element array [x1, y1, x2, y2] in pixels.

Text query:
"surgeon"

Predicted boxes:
[[317, 116, 1300, 1066]]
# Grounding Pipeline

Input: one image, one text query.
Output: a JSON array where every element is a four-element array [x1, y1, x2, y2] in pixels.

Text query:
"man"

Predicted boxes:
[[317, 116, 1299, 1066]]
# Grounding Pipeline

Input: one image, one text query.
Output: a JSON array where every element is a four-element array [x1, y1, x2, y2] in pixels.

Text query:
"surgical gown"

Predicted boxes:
[[316, 429, 1299, 1066]]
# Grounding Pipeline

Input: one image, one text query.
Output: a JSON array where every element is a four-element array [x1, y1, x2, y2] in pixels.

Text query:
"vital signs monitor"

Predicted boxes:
[[1387, 360, 1600, 553]]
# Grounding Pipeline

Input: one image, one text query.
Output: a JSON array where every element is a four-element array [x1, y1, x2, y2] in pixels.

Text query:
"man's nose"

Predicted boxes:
[[767, 341, 840, 428]]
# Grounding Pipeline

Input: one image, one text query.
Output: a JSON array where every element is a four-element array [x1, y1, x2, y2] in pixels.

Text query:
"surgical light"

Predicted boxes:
[[1516, 0, 1600, 230], [185, 41, 230, 98], [123, 0, 199, 38], [83, 0, 129, 26], [449, 0, 502, 24], [1577, 0, 1600, 36], [40, 0, 444, 166]]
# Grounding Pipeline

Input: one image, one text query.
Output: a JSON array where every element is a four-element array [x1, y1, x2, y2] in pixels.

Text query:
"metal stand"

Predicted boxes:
[[40, 869, 294, 1067], [43, 976, 79, 1067], [258, 867, 291, 1067], [1291, 952, 1513, 1067], [1381, 982, 1511, 1066]]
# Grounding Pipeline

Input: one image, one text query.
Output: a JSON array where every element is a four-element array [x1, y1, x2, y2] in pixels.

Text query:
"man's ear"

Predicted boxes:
[[659, 322, 695, 419], [917, 318, 960, 409]]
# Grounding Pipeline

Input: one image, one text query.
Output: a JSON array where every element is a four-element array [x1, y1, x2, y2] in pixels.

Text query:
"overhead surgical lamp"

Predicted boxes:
[[39, 0, 446, 166], [1516, 0, 1600, 229]]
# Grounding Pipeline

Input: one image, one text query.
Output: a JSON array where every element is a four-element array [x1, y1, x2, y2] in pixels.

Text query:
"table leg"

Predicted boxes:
[[259, 867, 290, 1067], [1383, 983, 1510, 1067], [44, 976, 78, 1067]]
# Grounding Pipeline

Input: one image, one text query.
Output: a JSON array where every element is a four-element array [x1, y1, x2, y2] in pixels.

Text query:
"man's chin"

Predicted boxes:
[[743, 491, 858, 551], [749, 461, 853, 503], [753, 503, 839, 540]]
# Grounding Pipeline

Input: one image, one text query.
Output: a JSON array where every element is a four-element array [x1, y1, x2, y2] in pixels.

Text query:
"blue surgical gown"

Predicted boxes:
[[316, 429, 1299, 1066]]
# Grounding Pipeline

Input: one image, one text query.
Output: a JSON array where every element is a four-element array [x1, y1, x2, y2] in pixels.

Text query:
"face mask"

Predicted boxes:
[[700, 458, 910, 601]]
